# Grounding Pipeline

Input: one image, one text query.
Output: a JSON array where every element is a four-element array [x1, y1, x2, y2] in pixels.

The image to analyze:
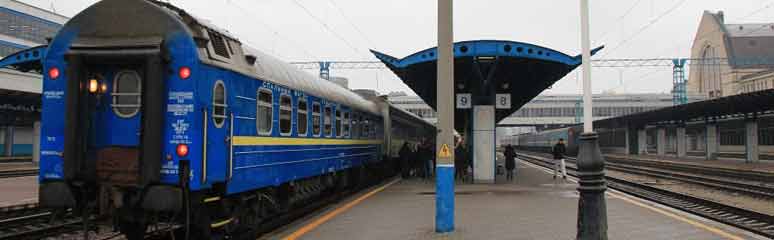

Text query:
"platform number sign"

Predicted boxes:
[[496, 94, 511, 109], [456, 93, 472, 109]]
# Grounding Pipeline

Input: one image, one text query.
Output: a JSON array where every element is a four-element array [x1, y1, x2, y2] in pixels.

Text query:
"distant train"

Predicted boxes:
[[504, 117, 774, 159], [503, 126, 582, 156], [32, 0, 434, 239]]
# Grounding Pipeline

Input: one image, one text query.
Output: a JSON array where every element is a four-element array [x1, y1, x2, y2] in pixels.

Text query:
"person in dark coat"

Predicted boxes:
[[399, 142, 412, 178], [504, 144, 516, 181], [454, 144, 465, 180], [552, 138, 567, 179]]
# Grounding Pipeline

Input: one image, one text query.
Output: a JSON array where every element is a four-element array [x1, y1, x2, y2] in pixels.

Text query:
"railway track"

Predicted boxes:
[[0, 177, 393, 240], [526, 151, 774, 200], [0, 205, 85, 240], [518, 153, 774, 239], [0, 169, 37, 179], [603, 155, 774, 184]]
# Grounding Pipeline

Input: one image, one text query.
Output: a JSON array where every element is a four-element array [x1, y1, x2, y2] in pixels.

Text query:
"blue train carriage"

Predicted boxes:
[[33, 0, 399, 238], [387, 104, 436, 159]]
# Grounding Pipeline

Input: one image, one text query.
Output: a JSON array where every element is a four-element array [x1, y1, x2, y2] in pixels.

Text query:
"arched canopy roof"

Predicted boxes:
[[372, 40, 602, 125]]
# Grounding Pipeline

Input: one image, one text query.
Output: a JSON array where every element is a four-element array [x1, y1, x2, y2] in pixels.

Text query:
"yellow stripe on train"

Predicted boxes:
[[232, 136, 383, 146]]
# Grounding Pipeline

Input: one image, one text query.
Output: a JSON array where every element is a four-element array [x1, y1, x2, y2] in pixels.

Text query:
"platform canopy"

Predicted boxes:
[[372, 40, 601, 129], [596, 88, 774, 129]]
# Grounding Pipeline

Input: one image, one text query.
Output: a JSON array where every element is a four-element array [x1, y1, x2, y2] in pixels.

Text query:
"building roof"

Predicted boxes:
[[596, 88, 774, 129], [705, 11, 774, 68]]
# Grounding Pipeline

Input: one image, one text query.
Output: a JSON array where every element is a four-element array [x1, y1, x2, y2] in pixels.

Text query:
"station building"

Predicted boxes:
[[687, 11, 774, 99], [389, 92, 704, 128], [0, 0, 66, 157]]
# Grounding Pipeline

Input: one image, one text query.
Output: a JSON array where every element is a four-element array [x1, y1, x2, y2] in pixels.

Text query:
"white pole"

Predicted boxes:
[[580, 0, 593, 133]]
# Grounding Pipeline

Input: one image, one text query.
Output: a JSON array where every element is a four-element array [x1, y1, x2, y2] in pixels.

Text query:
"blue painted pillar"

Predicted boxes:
[[435, 164, 455, 232]]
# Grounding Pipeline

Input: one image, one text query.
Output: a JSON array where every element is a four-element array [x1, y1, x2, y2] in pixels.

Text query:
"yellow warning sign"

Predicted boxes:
[[438, 144, 452, 158]]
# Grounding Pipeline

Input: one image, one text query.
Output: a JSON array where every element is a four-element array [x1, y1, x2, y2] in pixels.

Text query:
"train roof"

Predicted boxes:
[[59, 0, 380, 116], [242, 46, 381, 115], [149, 1, 382, 115]]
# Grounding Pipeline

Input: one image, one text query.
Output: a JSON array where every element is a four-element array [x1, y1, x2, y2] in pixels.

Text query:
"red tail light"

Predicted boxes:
[[179, 67, 191, 79], [48, 67, 60, 79], [176, 144, 189, 157]]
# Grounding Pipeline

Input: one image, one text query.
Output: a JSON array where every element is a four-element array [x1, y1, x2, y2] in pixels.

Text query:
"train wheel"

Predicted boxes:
[[118, 218, 147, 240]]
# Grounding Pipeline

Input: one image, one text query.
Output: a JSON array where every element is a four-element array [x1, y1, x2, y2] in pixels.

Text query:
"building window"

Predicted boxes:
[[0, 10, 62, 44], [212, 81, 227, 128], [312, 102, 321, 136], [279, 95, 292, 136], [324, 106, 333, 137], [298, 99, 308, 136], [112, 70, 142, 118], [257, 89, 273, 135]]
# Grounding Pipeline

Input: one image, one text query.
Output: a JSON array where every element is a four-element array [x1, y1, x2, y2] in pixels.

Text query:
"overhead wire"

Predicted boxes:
[[655, 0, 774, 57], [290, 0, 368, 58], [599, 0, 688, 58], [593, 0, 645, 45], [225, 0, 317, 60], [326, 0, 377, 49]]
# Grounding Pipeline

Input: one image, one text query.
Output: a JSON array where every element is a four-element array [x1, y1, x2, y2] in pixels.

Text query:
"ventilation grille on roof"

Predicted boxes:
[[208, 31, 231, 59]]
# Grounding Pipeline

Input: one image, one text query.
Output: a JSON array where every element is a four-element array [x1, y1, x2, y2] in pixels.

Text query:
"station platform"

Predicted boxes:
[[0, 175, 37, 207], [605, 153, 774, 174], [269, 160, 761, 240], [0, 161, 37, 172]]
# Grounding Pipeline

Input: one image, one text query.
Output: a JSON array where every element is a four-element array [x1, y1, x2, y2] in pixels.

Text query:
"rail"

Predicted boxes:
[[518, 152, 774, 238]]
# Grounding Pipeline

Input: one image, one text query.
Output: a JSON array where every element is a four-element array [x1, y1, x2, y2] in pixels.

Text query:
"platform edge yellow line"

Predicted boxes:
[[283, 178, 401, 240]]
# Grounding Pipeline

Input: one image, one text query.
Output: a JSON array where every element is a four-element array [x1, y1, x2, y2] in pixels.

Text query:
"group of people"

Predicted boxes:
[[398, 140, 435, 179], [398, 137, 568, 181], [503, 138, 568, 181]]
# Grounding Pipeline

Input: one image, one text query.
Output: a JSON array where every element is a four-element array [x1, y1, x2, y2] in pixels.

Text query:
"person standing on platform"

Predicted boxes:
[[399, 142, 411, 178], [454, 143, 465, 181], [552, 138, 568, 179], [504, 144, 516, 181]]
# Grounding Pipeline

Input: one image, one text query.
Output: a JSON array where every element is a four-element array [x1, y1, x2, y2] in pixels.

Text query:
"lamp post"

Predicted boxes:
[[577, 0, 608, 239], [435, 0, 455, 234]]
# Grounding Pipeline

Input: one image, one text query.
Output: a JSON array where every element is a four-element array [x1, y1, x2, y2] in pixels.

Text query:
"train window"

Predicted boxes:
[[336, 108, 342, 138], [112, 70, 142, 118], [351, 113, 358, 138], [257, 89, 273, 135], [298, 99, 308, 136], [279, 95, 292, 136], [363, 119, 370, 139], [212, 81, 227, 128], [343, 111, 351, 137], [324, 106, 333, 137], [312, 102, 321, 136]]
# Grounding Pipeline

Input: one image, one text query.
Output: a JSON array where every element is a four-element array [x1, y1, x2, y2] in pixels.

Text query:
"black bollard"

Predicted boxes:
[[576, 132, 608, 240]]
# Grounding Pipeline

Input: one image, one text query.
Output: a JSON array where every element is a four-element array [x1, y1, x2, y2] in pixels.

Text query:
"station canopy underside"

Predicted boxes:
[[596, 88, 774, 129], [372, 40, 602, 124]]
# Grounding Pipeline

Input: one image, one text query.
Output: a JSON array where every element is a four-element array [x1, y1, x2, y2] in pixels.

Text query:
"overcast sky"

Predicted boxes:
[[24, 0, 774, 96]]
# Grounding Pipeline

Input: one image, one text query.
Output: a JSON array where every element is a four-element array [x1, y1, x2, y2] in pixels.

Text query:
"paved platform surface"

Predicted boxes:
[[0, 162, 37, 171], [605, 153, 774, 174], [0, 176, 37, 207], [274, 161, 760, 240]]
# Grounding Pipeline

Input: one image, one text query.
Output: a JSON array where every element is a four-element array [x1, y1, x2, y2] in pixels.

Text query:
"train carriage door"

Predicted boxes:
[[203, 79, 230, 184], [63, 50, 164, 187]]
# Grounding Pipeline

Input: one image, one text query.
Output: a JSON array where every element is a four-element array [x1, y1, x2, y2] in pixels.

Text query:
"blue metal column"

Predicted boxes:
[[672, 59, 687, 105], [319, 61, 332, 80]]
